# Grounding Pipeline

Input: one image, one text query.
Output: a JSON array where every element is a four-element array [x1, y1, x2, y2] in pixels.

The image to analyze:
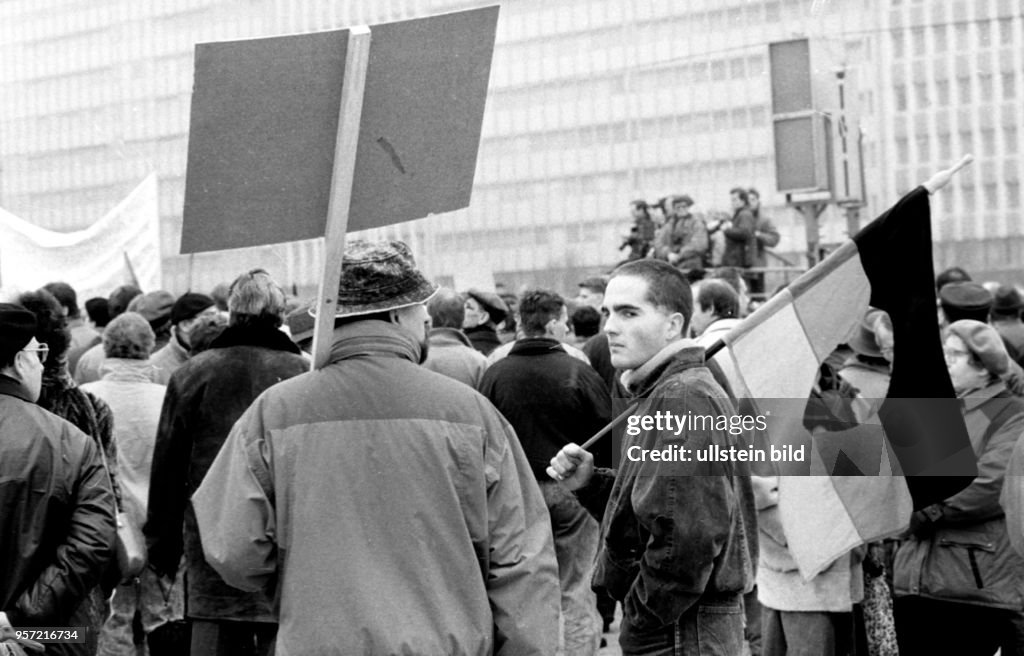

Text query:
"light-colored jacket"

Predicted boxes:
[[754, 475, 864, 613], [149, 338, 190, 386], [81, 358, 165, 530], [423, 327, 488, 388], [193, 320, 560, 656]]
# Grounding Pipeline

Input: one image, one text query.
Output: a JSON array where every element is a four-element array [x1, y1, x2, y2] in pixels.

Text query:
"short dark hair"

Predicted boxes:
[[578, 276, 607, 295], [571, 305, 601, 339], [696, 279, 739, 320], [43, 282, 79, 318], [936, 266, 971, 291], [17, 289, 70, 367], [611, 259, 693, 333], [84, 297, 110, 327], [427, 288, 464, 329], [748, 187, 760, 199], [518, 290, 565, 337], [730, 187, 749, 204]]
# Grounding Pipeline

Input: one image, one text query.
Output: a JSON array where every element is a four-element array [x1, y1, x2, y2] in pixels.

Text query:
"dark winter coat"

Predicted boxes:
[[479, 337, 612, 476], [0, 376, 116, 640], [145, 323, 307, 621]]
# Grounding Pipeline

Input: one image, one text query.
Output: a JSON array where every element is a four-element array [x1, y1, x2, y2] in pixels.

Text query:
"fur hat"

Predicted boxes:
[[327, 241, 437, 318]]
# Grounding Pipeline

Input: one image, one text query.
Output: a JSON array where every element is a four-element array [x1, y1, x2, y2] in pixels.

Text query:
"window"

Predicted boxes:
[[896, 137, 910, 163], [711, 60, 727, 81], [955, 24, 970, 50], [729, 57, 746, 79], [977, 21, 991, 48], [957, 77, 972, 104], [936, 79, 950, 105], [939, 133, 953, 160], [984, 183, 999, 209], [894, 84, 908, 111], [747, 55, 765, 76], [982, 128, 996, 154], [999, 18, 1013, 46], [934, 26, 947, 52], [979, 74, 993, 99], [730, 108, 748, 129], [892, 32, 905, 58], [1005, 126, 1019, 154], [912, 27, 926, 56], [961, 185, 976, 212], [959, 129, 974, 152], [1008, 181, 1021, 208], [914, 81, 928, 107], [916, 135, 931, 161], [1003, 72, 1016, 100]]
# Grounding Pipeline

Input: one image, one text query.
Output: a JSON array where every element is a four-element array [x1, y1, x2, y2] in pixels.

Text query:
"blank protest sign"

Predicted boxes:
[[181, 6, 499, 254]]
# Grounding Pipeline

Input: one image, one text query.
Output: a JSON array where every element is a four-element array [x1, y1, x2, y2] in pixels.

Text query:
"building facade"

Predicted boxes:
[[0, 0, 1021, 298]]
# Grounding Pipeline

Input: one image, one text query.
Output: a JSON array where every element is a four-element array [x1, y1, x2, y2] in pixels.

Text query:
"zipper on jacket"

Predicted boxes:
[[967, 547, 984, 589]]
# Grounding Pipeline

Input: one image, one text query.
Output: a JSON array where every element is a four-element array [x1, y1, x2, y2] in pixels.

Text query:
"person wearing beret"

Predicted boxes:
[[0, 302, 117, 655], [462, 288, 508, 356], [894, 320, 1024, 655], [192, 240, 559, 655]]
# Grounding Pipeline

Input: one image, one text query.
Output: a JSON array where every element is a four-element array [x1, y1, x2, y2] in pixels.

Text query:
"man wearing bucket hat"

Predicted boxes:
[[0, 303, 116, 646], [193, 241, 559, 655], [146, 270, 307, 656]]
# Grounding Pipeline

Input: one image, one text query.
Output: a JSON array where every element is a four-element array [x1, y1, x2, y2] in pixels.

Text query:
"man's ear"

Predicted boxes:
[[666, 312, 687, 340]]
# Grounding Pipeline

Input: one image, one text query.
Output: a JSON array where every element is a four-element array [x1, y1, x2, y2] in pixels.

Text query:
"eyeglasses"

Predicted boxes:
[[22, 343, 49, 364], [943, 347, 969, 361]]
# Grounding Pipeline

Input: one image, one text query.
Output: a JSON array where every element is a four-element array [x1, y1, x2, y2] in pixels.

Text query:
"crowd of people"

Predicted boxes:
[[2, 225, 1024, 655], [619, 187, 781, 297]]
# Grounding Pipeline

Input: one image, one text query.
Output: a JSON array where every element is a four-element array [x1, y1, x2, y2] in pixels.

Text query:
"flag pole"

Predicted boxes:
[[310, 26, 371, 370]]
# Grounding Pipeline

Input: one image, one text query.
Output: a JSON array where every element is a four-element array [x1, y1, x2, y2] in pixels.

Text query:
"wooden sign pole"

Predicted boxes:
[[312, 25, 372, 370]]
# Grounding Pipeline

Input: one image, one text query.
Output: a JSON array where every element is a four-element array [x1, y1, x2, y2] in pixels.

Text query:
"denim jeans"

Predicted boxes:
[[539, 480, 602, 656], [619, 593, 745, 656]]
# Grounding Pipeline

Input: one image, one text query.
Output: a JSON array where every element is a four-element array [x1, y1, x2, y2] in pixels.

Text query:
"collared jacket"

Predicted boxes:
[[423, 326, 488, 387], [750, 213, 781, 268], [192, 320, 560, 656], [654, 213, 709, 270], [465, 323, 503, 356], [479, 336, 612, 476], [81, 358, 166, 532], [594, 342, 757, 644], [894, 381, 1024, 610], [0, 376, 116, 633], [722, 207, 757, 268], [149, 337, 190, 385], [145, 323, 307, 621]]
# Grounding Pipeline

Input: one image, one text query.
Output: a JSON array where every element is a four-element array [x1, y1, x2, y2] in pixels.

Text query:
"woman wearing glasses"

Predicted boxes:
[[893, 319, 1024, 655], [16, 289, 119, 656]]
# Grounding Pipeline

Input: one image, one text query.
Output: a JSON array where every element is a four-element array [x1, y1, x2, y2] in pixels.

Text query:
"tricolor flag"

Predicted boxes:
[[709, 185, 977, 578]]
